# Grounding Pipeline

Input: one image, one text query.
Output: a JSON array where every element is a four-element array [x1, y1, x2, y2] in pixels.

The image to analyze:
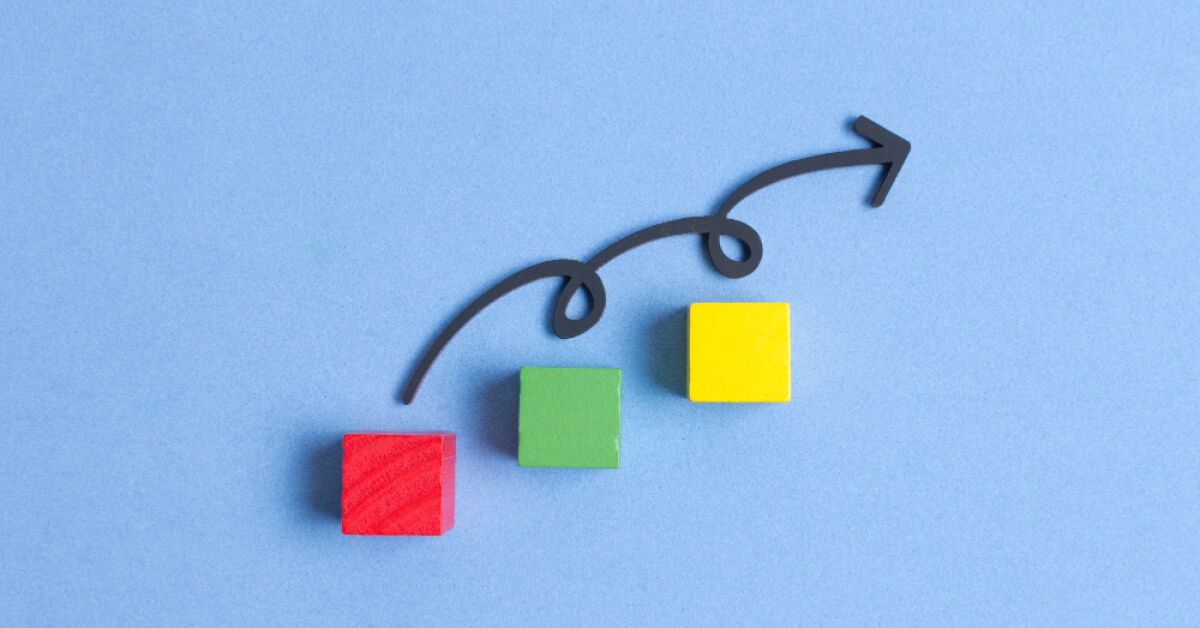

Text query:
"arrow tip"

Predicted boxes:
[[853, 116, 910, 207]]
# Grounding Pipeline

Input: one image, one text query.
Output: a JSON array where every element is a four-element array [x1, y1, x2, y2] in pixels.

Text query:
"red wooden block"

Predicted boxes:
[[341, 432, 455, 536]]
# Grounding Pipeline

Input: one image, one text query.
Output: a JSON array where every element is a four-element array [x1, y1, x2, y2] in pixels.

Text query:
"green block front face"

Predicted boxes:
[[518, 367, 620, 468]]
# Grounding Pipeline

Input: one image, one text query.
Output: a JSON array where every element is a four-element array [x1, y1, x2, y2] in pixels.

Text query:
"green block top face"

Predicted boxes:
[[518, 367, 620, 468]]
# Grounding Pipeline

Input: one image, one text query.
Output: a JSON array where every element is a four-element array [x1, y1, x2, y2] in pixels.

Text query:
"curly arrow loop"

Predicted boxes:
[[399, 116, 910, 404]]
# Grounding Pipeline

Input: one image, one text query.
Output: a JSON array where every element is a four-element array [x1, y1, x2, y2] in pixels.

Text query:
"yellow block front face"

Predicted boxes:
[[688, 302, 790, 402]]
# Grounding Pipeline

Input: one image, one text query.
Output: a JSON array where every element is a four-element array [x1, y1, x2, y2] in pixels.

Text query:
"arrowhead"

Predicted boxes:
[[853, 116, 911, 207]]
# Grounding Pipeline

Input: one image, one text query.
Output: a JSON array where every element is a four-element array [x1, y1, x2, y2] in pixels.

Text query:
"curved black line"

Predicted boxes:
[[398, 115, 910, 404], [399, 216, 759, 404], [399, 259, 595, 406]]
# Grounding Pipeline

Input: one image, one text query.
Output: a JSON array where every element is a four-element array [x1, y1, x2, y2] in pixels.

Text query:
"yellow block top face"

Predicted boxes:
[[688, 302, 790, 402]]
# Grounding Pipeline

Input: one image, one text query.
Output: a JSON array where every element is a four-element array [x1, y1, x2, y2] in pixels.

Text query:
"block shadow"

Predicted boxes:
[[645, 307, 687, 397], [304, 437, 342, 520], [475, 370, 520, 458]]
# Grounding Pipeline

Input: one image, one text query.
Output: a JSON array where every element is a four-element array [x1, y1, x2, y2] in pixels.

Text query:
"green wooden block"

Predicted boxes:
[[518, 366, 621, 468]]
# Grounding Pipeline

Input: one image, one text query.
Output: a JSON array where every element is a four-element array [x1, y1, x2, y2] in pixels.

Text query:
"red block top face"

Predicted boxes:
[[341, 433, 455, 536]]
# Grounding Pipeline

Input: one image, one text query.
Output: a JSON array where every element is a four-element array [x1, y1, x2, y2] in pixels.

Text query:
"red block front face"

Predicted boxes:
[[341, 433, 455, 535]]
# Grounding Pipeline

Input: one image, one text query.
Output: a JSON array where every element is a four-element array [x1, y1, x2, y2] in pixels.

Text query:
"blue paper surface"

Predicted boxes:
[[2, 2, 1198, 625]]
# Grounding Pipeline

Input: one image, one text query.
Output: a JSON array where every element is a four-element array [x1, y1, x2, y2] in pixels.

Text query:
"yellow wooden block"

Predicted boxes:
[[688, 302, 790, 402]]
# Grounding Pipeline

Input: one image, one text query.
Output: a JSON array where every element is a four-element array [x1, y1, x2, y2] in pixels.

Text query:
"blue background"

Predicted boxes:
[[2, 2, 1197, 625]]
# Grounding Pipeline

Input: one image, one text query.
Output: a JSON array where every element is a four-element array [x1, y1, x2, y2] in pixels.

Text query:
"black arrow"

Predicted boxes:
[[716, 116, 910, 216], [399, 116, 910, 404]]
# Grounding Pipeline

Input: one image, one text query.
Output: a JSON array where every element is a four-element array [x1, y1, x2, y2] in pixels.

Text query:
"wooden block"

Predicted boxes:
[[341, 432, 455, 535], [688, 302, 790, 402], [518, 367, 620, 468]]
